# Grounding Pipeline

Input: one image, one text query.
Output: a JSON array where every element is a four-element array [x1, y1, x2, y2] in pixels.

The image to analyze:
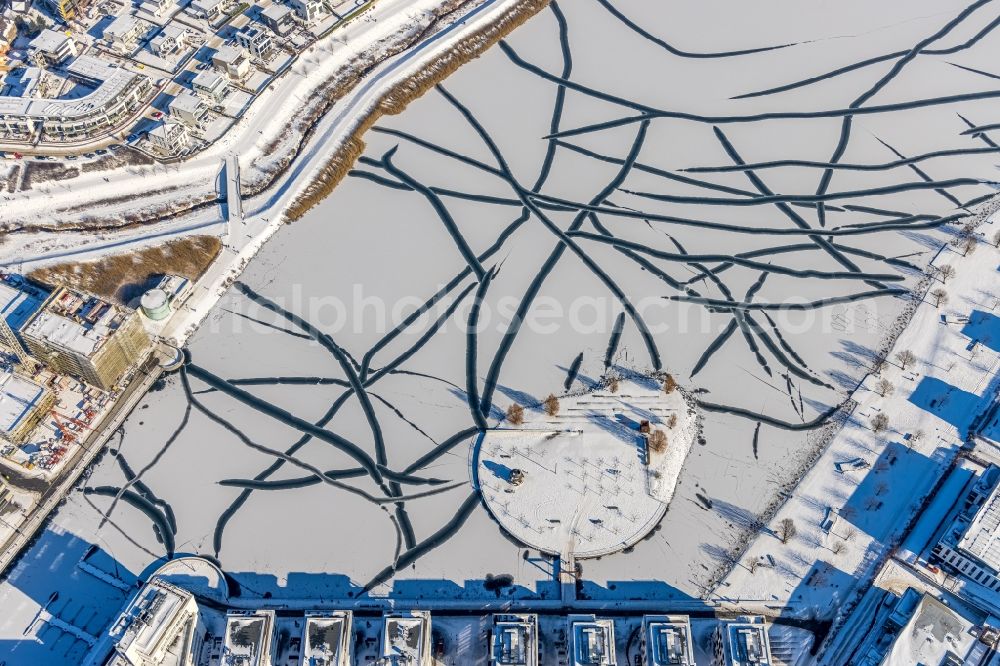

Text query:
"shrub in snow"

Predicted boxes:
[[543, 394, 559, 417], [663, 374, 678, 394], [871, 412, 889, 433], [506, 403, 524, 426], [648, 429, 668, 453]]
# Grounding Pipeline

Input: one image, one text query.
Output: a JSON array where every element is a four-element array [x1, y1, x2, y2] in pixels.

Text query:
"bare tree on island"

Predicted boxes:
[[895, 349, 916, 370], [663, 374, 678, 394], [648, 429, 668, 453], [543, 394, 560, 417], [776, 518, 797, 544], [506, 403, 524, 426], [871, 412, 889, 433]]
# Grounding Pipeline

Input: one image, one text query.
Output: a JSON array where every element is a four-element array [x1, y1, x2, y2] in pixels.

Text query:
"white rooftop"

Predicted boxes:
[[644, 616, 694, 666], [958, 477, 1000, 572], [491, 614, 536, 666], [569, 617, 615, 666], [108, 579, 193, 661], [0, 64, 146, 120], [302, 611, 351, 666], [0, 281, 44, 333], [104, 14, 142, 38], [223, 611, 273, 666], [192, 71, 226, 90], [29, 28, 71, 53], [169, 91, 204, 114], [879, 595, 978, 666], [725, 619, 772, 666], [22, 289, 128, 358], [381, 612, 429, 665], [214, 44, 246, 64], [0, 371, 47, 435], [261, 3, 292, 20]]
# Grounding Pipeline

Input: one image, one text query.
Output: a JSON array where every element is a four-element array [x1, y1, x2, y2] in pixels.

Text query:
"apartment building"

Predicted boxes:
[[20, 287, 151, 391], [0, 54, 152, 142], [235, 25, 272, 60], [28, 28, 77, 67], [148, 120, 190, 152], [106, 579, 204, 666], [167, 91, 207, 128], [190, 71, 228, 105], [104, 15, 146, 54], [149, 24, 188, 57], [0, 371, 55, 445], [289, 0, 323, 23]]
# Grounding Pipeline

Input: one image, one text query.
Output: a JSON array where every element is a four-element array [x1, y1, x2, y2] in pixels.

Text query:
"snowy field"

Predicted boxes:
[[5, 0, 1000, 662]]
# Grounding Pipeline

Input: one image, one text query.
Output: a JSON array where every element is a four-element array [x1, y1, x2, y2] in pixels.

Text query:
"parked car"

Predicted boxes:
[[13, 152, 23, 159], [109, 144, 124, 151], [83, 152, 95, 158], [66, 155, 79, 160], [152, 111, 163, 119], [95, 149, 108, 155]]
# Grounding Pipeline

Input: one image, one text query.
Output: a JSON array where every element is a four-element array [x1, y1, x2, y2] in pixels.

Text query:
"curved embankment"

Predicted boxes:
[[283, 0, 553, 221]]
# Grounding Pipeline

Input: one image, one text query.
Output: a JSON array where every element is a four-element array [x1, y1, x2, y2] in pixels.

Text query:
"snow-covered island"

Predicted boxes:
[[477, 378, 696, 559]]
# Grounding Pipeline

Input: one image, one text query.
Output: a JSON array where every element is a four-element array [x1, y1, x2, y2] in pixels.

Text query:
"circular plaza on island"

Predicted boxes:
[[474, 377, 697, 560]]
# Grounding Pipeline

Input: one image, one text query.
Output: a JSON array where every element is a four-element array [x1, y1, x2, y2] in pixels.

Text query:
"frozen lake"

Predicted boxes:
[[4, 0, 1000, 661]]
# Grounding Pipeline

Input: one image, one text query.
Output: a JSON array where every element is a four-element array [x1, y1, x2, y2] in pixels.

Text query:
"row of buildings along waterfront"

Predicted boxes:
[[94, 574, 777, 666]]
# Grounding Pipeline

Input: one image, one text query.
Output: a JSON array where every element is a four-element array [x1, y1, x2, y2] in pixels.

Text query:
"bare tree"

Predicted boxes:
[[543, 394, 560, 417], [647, 429, 668, 453], [874, 378, 894, 397], [506, 403, 524, 426], [907, 428, 925, 450], [776, 518, 797, 544], [831, 541, 845, 555], [895, 349, 916, 370], [871, 412, 889, 433], [938, 265, 956, 283], [993, 230, 1000, 247], [663, 374, 678, 394], [607, 376, 619, 393], [960, 236, 977, 257], [930, 288, 948, 308], [667, 414, 678, 429]]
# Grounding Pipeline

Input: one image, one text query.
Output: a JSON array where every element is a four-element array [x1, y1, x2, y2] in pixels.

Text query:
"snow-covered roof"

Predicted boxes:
[[213, 44, 245, 65], [261, 3, 291, 21], [65, 54, 113, 83], [104, 14, 142, 39], [108, 579, 195, 663], [150, 23, 187, 44], [223, 611, 273, 666], [569, 616, 615, 666], [149, 121, 185, 139], [644, 616, 694, 666], [302, 612, 351, 665], [381, 612, 429, 664], [191, 71, 226, 90], [491, 614, 536, 666], [958, 480, 1000, 573], [0, 65, 146, 120], [0, 281, 44, 333], [0, 371, 47, 435], [190, 0, 222, 12], [879, 594, 977, 666], [169, 91, 204, 114], [724, 618, 771, 666], [22, 287, 130, 358], [29, 28, 71, 54]]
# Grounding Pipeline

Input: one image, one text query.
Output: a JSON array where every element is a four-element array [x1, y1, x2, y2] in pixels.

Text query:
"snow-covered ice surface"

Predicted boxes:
[[5, 0, 1000, 663]]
